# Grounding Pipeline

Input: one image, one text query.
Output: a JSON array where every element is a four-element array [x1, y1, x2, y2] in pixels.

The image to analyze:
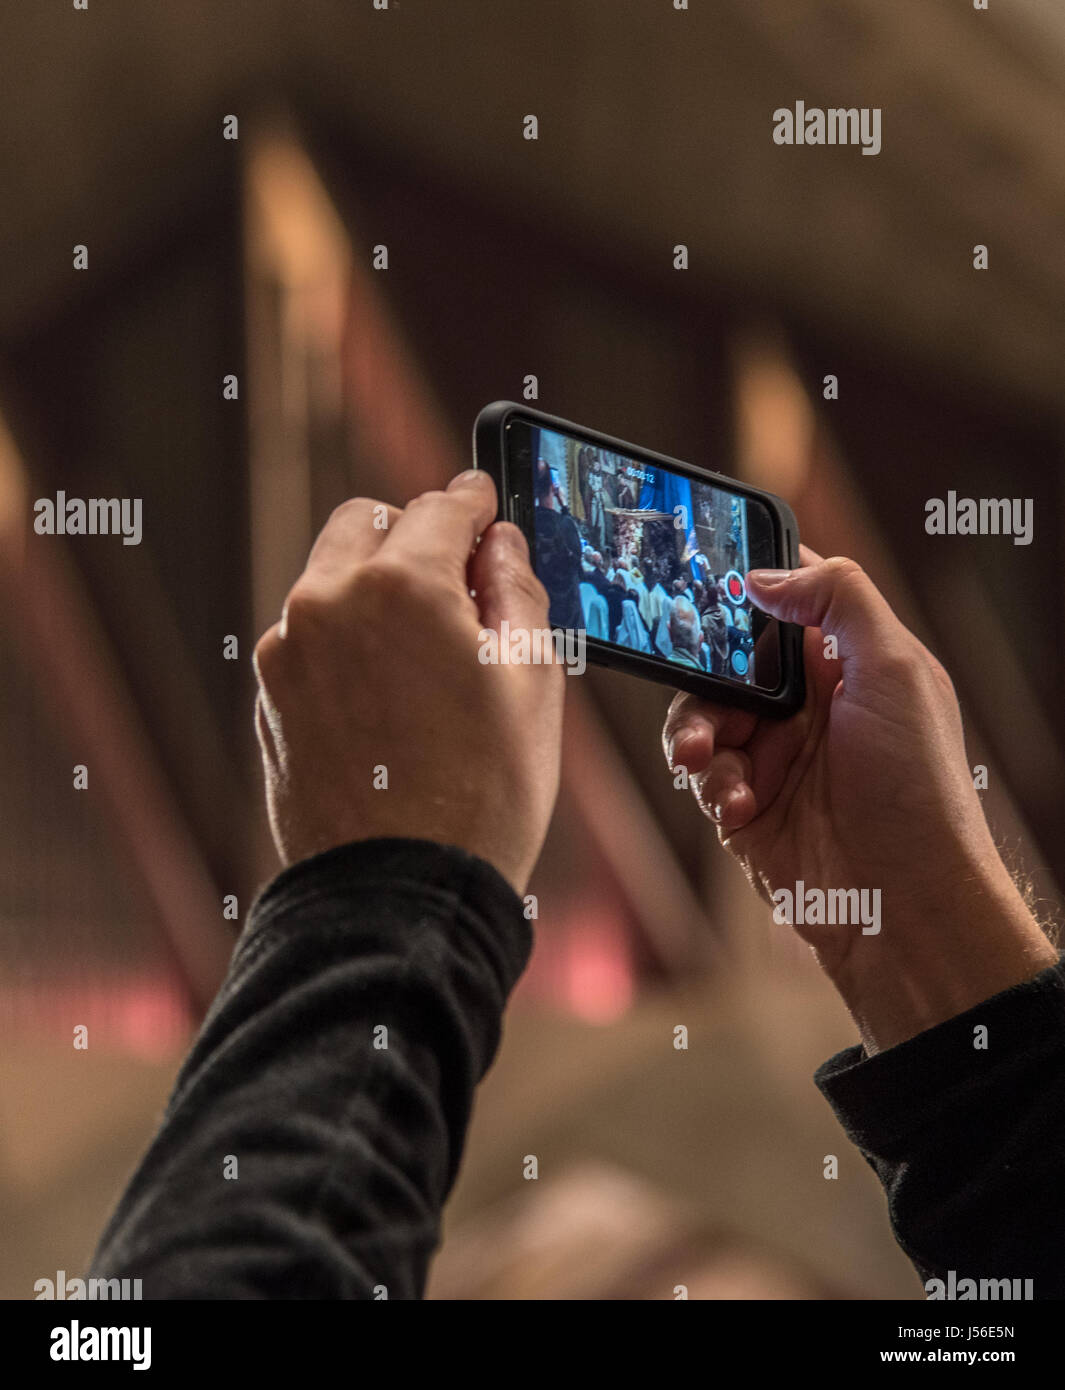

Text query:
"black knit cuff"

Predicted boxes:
[[241, 837, 532, 997], [815, 954, 1065, 1150]]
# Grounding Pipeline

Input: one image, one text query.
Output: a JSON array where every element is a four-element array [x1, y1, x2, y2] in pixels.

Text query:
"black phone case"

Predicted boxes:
[[473, 401, 806, 719]]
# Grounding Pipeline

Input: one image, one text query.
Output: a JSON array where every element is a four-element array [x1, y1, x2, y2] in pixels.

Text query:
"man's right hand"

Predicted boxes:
[[662, 548, 1057, 1053]]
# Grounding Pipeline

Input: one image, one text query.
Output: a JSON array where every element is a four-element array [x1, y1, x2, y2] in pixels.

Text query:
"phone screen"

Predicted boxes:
[[507, 420, 785, 692]]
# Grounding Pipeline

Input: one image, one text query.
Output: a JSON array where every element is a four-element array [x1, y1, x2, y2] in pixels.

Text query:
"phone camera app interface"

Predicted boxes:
[[528, 425, 781, 691]]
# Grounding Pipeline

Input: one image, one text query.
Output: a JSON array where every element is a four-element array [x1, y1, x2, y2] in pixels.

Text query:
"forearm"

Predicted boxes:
[[89, 839, 530, 1300]]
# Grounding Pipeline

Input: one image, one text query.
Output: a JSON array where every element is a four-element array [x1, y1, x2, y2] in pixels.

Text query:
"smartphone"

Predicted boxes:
[[474, 402, 805, 718]]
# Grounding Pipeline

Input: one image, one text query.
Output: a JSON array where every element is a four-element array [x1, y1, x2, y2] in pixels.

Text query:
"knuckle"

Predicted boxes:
[[316, 497, 385, 546], [354, 559, 426, 613], [821, 557, 880, 638], [252, 622, 284, 684], [407, 489, 449, 510], [877, 639, 923, 687], [282, 585, 330, 638], [924, 649, 957, 699], [823, 556, 865, 586], [328, 497, 375, 524]]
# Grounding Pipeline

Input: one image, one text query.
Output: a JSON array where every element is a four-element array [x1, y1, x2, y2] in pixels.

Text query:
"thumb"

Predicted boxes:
[[747, 556, 906, 697], [470, 520, 552, 636]]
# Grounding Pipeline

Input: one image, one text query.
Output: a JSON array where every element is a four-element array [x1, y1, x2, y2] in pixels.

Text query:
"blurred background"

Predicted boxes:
[[2, 0, 1064, 1300]]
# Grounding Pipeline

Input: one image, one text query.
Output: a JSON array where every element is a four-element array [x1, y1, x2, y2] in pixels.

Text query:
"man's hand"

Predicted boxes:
[[663, 548, 1057, 1053], [254, 469, 564, 896]]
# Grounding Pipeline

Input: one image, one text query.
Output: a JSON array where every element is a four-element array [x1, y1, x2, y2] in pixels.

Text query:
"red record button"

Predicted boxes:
[[724, 570, 746, 605]]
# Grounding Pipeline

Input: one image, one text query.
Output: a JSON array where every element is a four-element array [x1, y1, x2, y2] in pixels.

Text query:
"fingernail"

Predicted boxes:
[[747, 569, 792, 587], [448, 469, 487, 490], [711, 785, 748, 825]]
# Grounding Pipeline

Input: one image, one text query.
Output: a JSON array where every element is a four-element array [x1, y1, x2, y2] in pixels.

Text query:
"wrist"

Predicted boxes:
[[823, 856, 1057, 1055]]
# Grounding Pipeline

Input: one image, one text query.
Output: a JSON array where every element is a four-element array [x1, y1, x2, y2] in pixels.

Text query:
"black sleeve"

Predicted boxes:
[[815, 954, 1065, 1298], [88, 838, 531, 1300]]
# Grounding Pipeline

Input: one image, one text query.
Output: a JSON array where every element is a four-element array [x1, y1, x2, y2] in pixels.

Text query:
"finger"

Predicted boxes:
[[692, 747, 757, 832], [469, 520, 551, 636], [662, 691, 758, 778], [302, 498, 401, 582], [381, 469, 498, 581], [757, 546, 838, 706], [737, 699, 815, 816], [745, 556, 905, 700]]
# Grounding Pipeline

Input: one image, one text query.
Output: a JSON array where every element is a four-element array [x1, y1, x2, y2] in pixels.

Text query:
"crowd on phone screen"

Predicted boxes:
[[532, 458, 755, 679]]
